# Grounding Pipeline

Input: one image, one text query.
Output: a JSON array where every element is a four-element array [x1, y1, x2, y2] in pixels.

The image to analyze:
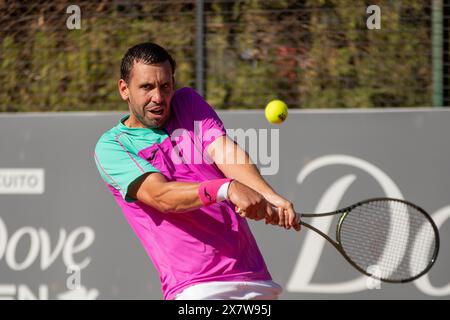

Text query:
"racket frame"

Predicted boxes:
[[299, 197, 440, 283]]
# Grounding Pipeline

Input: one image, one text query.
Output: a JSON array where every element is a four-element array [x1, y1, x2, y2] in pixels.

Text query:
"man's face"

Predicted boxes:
[[119, 60, 174, 128]]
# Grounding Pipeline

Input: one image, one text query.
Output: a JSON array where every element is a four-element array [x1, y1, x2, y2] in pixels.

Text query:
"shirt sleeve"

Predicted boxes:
[[94, 135, 160, 202], [186, 88, 227, 152]]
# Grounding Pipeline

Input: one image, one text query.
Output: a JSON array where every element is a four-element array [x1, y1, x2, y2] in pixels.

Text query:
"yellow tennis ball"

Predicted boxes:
[[265, 100, 288, 124]]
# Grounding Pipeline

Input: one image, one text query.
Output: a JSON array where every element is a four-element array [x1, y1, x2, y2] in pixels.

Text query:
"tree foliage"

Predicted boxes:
[[0, 0, 432, 111]]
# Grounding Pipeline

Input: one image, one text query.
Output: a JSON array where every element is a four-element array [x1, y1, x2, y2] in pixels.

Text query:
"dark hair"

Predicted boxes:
[[120, 42, 176, 83]]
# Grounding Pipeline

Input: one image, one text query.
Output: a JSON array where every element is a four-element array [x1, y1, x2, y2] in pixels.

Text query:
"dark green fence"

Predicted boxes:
[[0, 0, 448, 112]]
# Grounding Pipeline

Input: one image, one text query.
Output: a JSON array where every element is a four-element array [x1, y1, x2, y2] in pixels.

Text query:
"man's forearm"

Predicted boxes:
[[210, 136, 277, 199], [131, 173, 231, 213], [217, 162, 275, 198], [131, 175, 204, 213], [152, 181, 204, 212]]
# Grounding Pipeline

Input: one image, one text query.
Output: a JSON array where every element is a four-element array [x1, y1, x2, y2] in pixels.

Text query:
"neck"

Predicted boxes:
[[124, 115, 145, 128]]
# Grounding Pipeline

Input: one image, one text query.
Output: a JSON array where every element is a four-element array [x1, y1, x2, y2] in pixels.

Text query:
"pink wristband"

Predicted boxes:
[[198, 178, 233, 206]]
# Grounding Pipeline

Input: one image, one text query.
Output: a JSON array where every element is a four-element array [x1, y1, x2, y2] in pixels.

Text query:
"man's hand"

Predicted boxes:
[[227, 180, 272, 221], [227, 181, 300, 232], [263, 193, 301, 231]]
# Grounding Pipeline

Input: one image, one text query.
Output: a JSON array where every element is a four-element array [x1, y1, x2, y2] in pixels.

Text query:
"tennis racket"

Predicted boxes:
[[296, 197, 439, 283]]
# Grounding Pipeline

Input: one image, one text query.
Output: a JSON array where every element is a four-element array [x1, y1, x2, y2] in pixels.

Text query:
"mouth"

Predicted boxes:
[[145, 106, 164, 116]]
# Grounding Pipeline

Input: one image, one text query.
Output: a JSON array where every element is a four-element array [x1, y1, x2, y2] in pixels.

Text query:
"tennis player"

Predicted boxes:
[[94, 42, 300, 300]]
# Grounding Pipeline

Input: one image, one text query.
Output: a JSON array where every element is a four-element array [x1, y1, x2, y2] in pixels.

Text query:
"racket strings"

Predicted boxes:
[[338, 199, 437, 281], [357, 201, 434, 278], [344, 203, 427, 266], [340, 205, 413, 279], [346, 201, 434, 279]]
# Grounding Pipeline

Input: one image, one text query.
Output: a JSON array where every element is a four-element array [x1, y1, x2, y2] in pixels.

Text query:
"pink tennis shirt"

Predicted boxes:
[[94, 87, 272, 299]]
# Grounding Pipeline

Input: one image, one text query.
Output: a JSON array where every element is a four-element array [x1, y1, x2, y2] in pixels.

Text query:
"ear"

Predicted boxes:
[[118, 79, 130, 101]]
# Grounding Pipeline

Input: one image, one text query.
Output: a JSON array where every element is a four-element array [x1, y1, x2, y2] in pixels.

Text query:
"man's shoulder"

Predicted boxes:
[[171, 87, 213, 118], [96, 126, 119, 144], [174, 86, 196, 98], [95, 123, 164, 159], [94, 126, 123, 155], [172, 87, 203, 105]]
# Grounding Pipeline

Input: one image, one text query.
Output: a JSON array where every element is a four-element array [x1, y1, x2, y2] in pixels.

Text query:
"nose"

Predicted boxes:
[[152, 88, 163, 105]]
